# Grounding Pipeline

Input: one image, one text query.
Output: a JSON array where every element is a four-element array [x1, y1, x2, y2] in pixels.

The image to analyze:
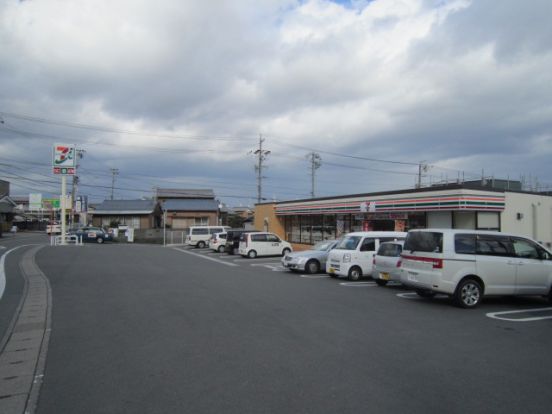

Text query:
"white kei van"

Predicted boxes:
[[238, 232, 292, 258], [326, 231, 407, 280], [400, 229, 552, 308], [185, 226, 230, 248]]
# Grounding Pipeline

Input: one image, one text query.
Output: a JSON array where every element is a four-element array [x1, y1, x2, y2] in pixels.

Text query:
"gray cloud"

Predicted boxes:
[[1, 0, 552, 202]]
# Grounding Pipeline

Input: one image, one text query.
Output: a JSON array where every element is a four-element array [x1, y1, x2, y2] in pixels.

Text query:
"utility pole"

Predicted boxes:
[[253, 135, 270, 204], [110, 168, 119, 200], [417, 162, 428, 188], [71, 149, 85, 226], [308, 152, 322, 198]]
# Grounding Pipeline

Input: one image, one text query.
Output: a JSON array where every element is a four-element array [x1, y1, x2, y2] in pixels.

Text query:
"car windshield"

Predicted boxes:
[[312, 240, 335, 251], [335, 236, 362, 250], [404, 231, 443, 253]]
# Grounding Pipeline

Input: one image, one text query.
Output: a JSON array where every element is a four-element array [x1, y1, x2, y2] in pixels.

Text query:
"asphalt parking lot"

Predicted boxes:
[[22, 242, 552, 413], [179, 245, 552, 323]]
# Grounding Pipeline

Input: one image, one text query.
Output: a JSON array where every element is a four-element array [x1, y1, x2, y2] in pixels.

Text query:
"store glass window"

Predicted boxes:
[[288, 216, 300, 243], [351, 215, 364, 232], [323, 215, 336, 240], [311, 215, 324, 243], [300, 216, 312, 244]]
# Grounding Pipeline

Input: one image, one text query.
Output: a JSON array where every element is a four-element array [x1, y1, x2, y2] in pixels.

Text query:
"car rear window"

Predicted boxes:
[[404, 232, 443, 253], [377, 243, 402, 257]]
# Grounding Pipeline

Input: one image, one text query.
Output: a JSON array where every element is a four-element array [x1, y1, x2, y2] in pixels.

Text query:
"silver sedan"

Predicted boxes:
[[281, 240, 338, 274]]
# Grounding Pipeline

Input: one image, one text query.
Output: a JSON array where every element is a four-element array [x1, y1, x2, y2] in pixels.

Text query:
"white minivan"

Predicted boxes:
[[400, 229, 552, 308], [326, 231, 407, 280], [238, 232, 292, 258], [185, 226, 230, 248]]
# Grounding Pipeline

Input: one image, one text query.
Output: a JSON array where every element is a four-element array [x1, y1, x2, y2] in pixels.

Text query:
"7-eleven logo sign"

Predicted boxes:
[[53, 144, 76, 175]]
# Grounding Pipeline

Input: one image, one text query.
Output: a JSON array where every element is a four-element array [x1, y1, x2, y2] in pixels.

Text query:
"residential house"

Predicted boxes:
[[92, 199, 161, 229], [156, 188, 220, 229]]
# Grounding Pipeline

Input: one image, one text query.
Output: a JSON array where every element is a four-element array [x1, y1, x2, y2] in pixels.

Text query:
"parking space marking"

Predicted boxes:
[[173, 248, 238, 267], [396, 292, 449, 300], [233, 257, 283, 263], [486, 307, 552, 322], [300, 274, 330, 279], [339, 281, 376, 287], [250, 263, 286, 272]]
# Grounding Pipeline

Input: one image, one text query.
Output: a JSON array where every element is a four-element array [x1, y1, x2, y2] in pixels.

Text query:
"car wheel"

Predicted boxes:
[[96, 237, 104, 244], [282, 248, 291, 256], [197, 241, 205, 248], [218, 245, 225, 253], [305, 259, 320, 274], [453, 278, 482, 308], [415, 289, 435, 298], [375, 279, 388, 287], [348, 266, 362, 281], [248, 250, 257, 259]]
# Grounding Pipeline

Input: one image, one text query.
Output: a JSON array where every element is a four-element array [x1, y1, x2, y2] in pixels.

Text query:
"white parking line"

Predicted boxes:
[[396, 292, 449, 300], [1, 245, 36, 300], [233, 257, 283, 263], [300, 274, 330, 279], [173, 248, 238, 267], [486, 307, 552, 322], [339, 281, 376, 287], [250, 263, 286, 272]]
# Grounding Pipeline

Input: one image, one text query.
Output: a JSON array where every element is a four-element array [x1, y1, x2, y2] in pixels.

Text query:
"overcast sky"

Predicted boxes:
[[1, 0, 551, 205]]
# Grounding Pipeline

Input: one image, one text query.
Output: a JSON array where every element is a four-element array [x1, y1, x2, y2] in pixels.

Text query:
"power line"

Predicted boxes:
[[0, 111, 257, 142]]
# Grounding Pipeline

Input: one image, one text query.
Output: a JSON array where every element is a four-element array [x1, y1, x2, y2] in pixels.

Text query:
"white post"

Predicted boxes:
[[61, 175, 67, 245], [163, 210, 167, 246]]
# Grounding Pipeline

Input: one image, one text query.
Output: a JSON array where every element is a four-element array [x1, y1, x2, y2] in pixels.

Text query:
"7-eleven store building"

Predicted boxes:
[[254, 184, 552, 250]]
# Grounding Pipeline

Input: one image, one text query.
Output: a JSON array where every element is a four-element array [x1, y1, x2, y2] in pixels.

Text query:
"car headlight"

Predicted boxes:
[[343, 253, 351, 262]]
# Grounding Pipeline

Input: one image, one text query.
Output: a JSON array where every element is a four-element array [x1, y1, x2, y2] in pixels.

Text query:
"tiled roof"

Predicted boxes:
[[162, 198, 219, 212], [156, 188, 215, 199], [93, 199, 157, 214]]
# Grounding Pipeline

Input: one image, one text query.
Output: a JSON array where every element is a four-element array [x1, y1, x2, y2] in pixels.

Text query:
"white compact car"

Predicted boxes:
[[209, 232, 227, 253], [400, 229, 552, 308], [373, 241, 405, 286], [326, 231, 407, 280], [239, 232, 292, 258], [185, 226, 229, 248]]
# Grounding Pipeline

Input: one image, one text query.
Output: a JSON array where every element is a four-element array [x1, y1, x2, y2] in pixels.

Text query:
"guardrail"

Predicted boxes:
[[50, 235, 83, 246]]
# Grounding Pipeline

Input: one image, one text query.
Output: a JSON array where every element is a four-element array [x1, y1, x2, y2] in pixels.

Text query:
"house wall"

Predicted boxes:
[[92, 214, 156, 230], [167, 211, 218, 229]]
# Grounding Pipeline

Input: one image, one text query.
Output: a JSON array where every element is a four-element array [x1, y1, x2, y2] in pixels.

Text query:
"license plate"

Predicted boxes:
[[408, 272, 418, 282], [328, 267, 335, 274], [380, 272, 390, 281]]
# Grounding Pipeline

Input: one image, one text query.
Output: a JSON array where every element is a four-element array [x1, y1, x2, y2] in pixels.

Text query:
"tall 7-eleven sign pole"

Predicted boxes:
[[52, 144, 76, 245]]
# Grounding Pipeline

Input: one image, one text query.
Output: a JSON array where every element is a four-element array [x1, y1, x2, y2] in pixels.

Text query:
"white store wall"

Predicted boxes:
[[502, 192, 552, 248]]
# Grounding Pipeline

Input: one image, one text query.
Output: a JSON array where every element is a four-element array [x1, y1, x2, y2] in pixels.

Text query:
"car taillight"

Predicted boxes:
[[373, 257, 376, 265], [401, 255, 443, 269], [396, 259, 402, 268]]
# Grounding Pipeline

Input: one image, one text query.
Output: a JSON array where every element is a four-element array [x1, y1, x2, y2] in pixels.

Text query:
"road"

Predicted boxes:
[[1, 237, 552, 413]]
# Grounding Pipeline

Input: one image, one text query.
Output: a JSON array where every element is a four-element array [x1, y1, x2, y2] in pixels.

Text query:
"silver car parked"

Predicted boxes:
[[281, 240, 339, 274], [373, 241, 404, 286]]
